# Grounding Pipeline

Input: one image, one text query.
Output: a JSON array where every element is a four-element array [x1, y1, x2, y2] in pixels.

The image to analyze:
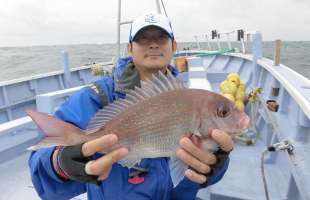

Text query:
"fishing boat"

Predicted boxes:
[[0, 1, 309, 200]]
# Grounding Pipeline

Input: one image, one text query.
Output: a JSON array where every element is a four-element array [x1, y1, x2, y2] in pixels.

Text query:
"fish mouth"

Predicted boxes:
[[237, 115, 250, 132]]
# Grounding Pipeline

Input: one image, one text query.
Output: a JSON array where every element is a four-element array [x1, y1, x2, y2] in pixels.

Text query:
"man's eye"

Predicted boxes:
[[159, 34, 168, 39], [135, 35, 147, 42], [138, 36, 147, 41]]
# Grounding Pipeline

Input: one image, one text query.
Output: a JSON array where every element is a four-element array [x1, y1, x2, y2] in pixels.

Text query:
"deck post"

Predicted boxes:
[[226, 33, 231, 49], [156, 0, 162, 13], [62, 51, 72, 88], [252, 32, 262, 86], [194, 36, 201, 50], [216, 35, 221, 50], [274, 39, 282, 66], [205, 34, 211, 50], [116, 0, 121, 61]]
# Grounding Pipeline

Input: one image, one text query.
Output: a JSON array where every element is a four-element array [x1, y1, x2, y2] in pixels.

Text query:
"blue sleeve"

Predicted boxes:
[[54, 77, 115, 129], [28, 148, 86, 200], [171, 157, 230, 200], [28, 77, 114, 199]]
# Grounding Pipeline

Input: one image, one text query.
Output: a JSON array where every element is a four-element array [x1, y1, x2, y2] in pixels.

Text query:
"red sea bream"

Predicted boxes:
[[27, 71, 250, 167]]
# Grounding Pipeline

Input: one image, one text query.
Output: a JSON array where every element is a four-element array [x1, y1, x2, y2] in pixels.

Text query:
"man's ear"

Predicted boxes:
[[127, 43, 133, 56], [172, 40, 177, 53]]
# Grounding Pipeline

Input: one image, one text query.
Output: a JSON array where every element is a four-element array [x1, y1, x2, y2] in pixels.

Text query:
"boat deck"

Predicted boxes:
[[0, 151, 88, 200], [0, 128, 284, 200], [0, 126, 88, 200], [199, 139, 287, 200]]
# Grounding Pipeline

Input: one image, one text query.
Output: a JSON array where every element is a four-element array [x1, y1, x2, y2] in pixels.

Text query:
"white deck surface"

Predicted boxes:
[[0, 152, 39, 200]]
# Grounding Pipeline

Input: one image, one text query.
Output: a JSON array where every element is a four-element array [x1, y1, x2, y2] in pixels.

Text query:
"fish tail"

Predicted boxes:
[[27, 136, 66, 150], [26, 110, 89, 150]]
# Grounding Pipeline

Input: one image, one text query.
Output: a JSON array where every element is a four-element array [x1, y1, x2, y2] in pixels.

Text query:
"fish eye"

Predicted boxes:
[[216, 103, 230, 118]]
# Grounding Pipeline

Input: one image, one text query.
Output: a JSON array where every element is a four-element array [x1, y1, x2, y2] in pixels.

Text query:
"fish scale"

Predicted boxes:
[[111, 116, 196, 165], [111, 112, 195, 151], [115, 120, 189, 150], [100, 93, 195, 141], [126, 112, 192, 135]]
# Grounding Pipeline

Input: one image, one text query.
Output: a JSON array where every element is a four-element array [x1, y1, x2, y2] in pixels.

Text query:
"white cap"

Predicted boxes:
[[129, 13, 174, 42]]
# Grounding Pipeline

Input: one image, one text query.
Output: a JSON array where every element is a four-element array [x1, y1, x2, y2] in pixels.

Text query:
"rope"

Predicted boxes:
[[261, 149, 270, 200], [260, 140, 294, 200], [195, 48, 235, 57], [255, 93, 295, 200]]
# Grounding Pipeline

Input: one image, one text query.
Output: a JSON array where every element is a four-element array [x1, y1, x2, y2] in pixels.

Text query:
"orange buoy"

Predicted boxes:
[[174, 57, 188, 72]]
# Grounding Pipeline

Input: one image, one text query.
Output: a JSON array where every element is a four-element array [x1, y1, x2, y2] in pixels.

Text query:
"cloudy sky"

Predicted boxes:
[[0, 0, 310, 47]]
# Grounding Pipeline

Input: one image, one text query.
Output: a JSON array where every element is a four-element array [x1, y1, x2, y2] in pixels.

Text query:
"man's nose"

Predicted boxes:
[[148, 38, 160, 48], [149, 43, 159, 48]]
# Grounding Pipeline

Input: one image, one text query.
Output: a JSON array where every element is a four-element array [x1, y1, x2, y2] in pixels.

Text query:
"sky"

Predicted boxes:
[[0, 0, 310, 47]]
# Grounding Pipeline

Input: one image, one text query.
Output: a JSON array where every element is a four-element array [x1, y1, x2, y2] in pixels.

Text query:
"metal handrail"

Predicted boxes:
[[192, 29, 258, 54], [0, 116, 33, 137]]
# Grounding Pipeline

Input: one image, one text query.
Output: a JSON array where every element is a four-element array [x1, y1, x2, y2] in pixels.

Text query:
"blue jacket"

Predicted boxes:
[[28, 58, 229, 200]]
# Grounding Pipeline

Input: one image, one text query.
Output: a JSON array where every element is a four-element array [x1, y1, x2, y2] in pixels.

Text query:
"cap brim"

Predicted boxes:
[[131, 25, 173, 42]]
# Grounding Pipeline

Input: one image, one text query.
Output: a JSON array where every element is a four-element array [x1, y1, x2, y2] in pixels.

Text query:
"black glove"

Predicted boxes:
[[56, 144, 101, 185]]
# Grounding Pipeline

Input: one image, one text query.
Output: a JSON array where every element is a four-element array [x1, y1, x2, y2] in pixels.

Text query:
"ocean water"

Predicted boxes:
[[0, 41, 309, 82]]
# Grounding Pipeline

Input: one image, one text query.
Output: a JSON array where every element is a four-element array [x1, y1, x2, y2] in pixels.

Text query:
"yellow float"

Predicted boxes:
[[219, 72, 246, 111]]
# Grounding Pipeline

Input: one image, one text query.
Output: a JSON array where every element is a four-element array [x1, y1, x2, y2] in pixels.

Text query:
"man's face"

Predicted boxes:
[[128, 26, 177, 71]]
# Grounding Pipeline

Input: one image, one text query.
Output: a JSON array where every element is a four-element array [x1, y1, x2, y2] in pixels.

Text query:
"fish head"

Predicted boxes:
[[200, 93, 250, 136]]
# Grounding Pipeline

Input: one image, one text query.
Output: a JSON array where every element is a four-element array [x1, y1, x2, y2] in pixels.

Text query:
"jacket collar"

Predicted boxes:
[[114, 61, 178, 95]]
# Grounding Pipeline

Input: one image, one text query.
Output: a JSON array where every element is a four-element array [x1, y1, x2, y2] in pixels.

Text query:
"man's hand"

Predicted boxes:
[[53, 134, 128, 184], [81, 134, 129, 180], [176, 129, 233, 184]]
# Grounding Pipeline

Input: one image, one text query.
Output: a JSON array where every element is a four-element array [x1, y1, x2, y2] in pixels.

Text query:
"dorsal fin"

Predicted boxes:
[[86, 70, 186, 133], [152, 73, 169, 92], [134, 86, 152, 98], [166, 70, 183, 89], [127, 88, 147, 101], [140, 81, 157, 96], [158, 71, 174, 90], [121, 98, 135, 106], [145, 79, 162, 93], [86, 100, 132, 133]]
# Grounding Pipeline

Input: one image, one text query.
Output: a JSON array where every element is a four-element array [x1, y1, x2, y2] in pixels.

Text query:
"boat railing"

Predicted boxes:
[[0, 115, 35, 164], [192, 29, 258, 54], [0, 116, 32, 137], [0, 61, 113, 88], [0, 84, 91, 166], [36, 85, 86, 115], [0, 85, 84, 138], [0, 60, 114, 124]]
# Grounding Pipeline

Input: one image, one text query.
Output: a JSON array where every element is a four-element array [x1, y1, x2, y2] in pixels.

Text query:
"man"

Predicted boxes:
[[29, 13, 233, 200]]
